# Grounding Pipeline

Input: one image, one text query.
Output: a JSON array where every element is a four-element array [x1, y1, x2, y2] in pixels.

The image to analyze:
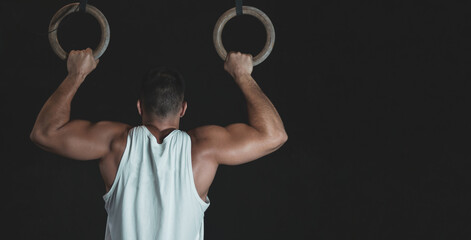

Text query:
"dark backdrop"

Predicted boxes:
[[1, 0, 471, 239]]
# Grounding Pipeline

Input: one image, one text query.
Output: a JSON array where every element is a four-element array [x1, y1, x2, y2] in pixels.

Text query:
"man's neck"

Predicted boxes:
[[141, 117, 180, 143]]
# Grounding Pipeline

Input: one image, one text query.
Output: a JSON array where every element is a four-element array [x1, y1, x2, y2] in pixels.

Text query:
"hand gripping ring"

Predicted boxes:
[[48, 3, 110, 60], [213, 6, 275, 66]]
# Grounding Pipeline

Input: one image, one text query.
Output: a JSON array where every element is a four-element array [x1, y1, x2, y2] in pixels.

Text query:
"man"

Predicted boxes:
[[30, 48, 287, 239]]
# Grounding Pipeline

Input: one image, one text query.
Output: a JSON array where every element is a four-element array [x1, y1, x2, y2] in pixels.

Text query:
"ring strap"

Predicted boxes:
[[79, 0, 88, 12], [235, 0, 243, 16]]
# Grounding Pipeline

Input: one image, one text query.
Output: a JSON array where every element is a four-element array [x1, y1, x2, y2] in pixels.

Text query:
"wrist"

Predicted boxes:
[[234, 74, 257, 89], [67, 73, 87, 82], [234, 73, 252, 82]]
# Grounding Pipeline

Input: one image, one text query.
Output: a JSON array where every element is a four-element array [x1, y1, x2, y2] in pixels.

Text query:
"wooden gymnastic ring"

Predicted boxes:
[[48, 3, 110, 60], [213, 6, 275, 66]]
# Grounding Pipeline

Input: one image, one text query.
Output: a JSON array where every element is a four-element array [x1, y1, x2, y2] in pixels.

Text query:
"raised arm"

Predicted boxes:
[[30, 49, 130, 160], [189, 52, 287, 166]]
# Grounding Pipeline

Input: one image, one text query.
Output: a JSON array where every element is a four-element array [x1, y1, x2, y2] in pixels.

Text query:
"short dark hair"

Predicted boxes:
[[139, 67, 185, 118]]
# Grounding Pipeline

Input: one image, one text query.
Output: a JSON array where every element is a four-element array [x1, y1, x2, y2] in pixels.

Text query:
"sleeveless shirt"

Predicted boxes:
[[103, 126, 210, 240]]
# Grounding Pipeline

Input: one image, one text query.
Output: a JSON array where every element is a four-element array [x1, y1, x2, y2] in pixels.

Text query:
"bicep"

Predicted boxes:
[[191, 124, 277, 166], [36, 120, 129, 161]]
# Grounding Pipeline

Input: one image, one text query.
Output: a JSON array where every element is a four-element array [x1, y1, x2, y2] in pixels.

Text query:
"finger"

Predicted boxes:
[[83, 48, 92, 56], [225, 51, 234, 61]]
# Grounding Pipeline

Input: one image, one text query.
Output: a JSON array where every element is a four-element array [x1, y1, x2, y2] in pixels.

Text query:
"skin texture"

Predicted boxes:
[[31, 49, 288, 202]]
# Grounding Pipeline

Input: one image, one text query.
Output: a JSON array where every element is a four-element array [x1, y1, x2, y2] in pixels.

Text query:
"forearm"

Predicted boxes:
[[236, 74, 286, 138], [31, 74, 85, 136]]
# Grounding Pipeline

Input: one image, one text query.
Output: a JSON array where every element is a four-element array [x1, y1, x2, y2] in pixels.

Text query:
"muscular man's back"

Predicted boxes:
[[100, 125, 216, 203], [103, 126, 209, 239]]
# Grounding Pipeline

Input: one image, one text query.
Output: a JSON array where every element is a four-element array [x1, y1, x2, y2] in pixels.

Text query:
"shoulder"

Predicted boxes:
[[187, 125, 225, 140], [187, 125, 225, 162], [187, 125, 235, 150], [187, 124, 251, 141], [102, 122, 132, 163], [95, 121, 132, 132], [98, 122, 132, 153]]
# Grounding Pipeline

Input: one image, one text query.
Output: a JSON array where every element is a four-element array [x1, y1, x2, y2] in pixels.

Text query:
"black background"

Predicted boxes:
[[1, 0, 471, 239]]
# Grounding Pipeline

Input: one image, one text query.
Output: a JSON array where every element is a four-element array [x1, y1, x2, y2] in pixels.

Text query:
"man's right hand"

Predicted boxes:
[[67, 48, 99, 79], [224, 52, 253, 80]]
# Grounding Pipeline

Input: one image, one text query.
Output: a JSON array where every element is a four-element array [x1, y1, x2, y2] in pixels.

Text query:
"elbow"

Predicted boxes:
[[267, 129, 288, 150], [30, 128, 49, 146], [30, 129, 42, 144], [280, 130, 288, 144], [277, 130, 288, 146], [30, 128, 39, 143]]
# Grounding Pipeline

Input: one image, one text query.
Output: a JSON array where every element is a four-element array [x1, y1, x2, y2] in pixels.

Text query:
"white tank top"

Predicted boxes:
[[103, 126, 210, 240]]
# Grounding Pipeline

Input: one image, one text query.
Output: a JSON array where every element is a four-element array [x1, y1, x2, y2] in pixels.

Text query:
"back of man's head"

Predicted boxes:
[[139, 67, 185, 118]]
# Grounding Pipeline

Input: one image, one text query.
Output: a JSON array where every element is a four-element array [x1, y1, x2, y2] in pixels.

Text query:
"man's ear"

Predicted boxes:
[[137, 99, 142, 116], [180, 101, 188, 118]]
